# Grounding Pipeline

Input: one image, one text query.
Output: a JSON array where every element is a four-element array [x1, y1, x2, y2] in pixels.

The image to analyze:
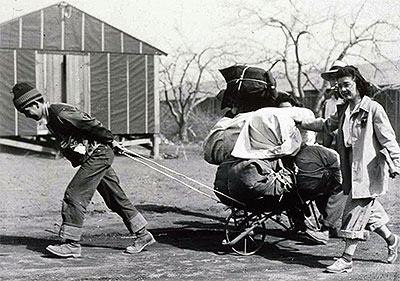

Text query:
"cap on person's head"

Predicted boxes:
[[335, 65, 367, 82], [11, 82, 43, 112], [321, 60, 347, 81], [219, 65, 277, 111]]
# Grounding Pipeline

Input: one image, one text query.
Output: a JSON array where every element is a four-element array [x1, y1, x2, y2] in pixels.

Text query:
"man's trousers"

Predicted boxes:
[[297, 173, 346, 230], [59, 145, 147, 241]]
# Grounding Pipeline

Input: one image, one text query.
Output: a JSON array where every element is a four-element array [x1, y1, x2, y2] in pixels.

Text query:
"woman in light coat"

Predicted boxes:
[[297, 66, 400, 273]]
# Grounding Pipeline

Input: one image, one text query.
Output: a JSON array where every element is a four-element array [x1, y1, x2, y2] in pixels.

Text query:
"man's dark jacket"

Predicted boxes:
[[46, 103, 114, 167]]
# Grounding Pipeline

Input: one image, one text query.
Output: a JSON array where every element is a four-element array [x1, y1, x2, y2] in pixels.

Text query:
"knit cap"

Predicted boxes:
[[11, 82, 43, 111]]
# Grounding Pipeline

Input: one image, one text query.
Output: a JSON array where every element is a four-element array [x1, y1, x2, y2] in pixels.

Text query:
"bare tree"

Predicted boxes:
[[236, 0, 400, 114], [311, 1, 400, 113], [160, 46, 232, 142]]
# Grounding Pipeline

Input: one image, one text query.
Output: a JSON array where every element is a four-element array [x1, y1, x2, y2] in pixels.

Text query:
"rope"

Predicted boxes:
[[237, 66, 250, 92], [227, 78, 272, 86], [122, 152, 217, 201], [121, 149, 245, 207]]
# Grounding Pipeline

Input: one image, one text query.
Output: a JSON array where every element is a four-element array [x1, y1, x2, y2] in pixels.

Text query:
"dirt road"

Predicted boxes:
[[1, 145, 399, 280]]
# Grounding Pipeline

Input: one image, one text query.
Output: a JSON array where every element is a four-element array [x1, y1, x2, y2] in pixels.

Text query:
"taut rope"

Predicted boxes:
[[121, 148, 245, 207]]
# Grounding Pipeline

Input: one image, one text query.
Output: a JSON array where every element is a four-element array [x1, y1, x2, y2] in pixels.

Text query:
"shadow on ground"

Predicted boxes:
[[0, 203, 384, 269], [136, 203, 226, 222], [0, 235, 59, 255]]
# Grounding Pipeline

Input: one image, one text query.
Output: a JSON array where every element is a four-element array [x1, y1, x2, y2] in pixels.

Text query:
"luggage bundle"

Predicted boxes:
[[205, 65, 305, 206], [219, 65, 277, 110], [205, 112, 301, 206], [214, 158, 294, 207]]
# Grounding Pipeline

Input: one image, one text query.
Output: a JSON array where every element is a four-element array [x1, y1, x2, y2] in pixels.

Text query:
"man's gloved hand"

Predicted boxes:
[[111, 140, 126, 155]]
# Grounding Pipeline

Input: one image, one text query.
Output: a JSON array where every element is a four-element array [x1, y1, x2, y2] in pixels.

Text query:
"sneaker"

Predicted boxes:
[[46, 242, 81, 258], [125, 231, 156, 254], [387, 234, 399, 264], [325, 257, 353, 273], [305, 229, 329, 245]]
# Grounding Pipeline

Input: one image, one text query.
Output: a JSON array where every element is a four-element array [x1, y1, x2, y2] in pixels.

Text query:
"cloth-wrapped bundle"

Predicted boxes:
[[204, 107, 315, 165], [219, 65, 277, 110], [214, 158, 294, 207], [204, 107, 315, 206]]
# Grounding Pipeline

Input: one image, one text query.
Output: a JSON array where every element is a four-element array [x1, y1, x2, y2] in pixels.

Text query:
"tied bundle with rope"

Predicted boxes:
[[219, 65, 277, 111], [214, 158, 295, 208], [205, 65, 298, 209]]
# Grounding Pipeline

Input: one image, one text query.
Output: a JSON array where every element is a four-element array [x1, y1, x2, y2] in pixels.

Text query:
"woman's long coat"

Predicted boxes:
[[302, 96, 400, 199]]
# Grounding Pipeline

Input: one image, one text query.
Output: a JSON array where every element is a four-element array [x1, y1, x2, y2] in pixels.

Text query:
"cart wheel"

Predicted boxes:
[[224, 209, 267, 255]]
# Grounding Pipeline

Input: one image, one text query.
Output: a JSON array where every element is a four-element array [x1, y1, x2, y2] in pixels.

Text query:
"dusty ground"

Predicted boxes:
[[0, 144, 399, 281]]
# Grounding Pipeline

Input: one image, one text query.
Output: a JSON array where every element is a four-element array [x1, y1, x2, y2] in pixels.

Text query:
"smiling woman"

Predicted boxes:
[[337, 77, 358, 102], [298, 65, 400, 273]]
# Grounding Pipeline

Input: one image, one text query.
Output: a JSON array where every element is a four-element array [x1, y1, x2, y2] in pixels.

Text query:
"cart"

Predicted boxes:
[[220, 191, 320, 256], [121, 149, 319, 256]]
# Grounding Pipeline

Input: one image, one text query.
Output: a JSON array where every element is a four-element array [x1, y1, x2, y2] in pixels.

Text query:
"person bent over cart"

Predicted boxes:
[[11, 82, 155, 258], [274, 91, 346, 244], [293, 144, 346, 244]]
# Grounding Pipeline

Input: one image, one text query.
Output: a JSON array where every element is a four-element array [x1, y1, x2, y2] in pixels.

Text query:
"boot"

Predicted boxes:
[[125, 230, 156, 254], [46, 241, 81, 258]]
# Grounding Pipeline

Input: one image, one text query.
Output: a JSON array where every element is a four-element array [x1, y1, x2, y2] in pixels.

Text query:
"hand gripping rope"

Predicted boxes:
[[120, 148, 246, 207]]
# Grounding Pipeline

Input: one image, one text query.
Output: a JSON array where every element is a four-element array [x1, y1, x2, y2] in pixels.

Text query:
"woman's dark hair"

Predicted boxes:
[[275, 92, 303, 107], [335, 66, 375, 97]]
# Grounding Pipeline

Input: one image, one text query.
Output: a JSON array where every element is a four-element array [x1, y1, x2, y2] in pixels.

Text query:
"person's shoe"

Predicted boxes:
[[46, 242, 81, 258], [305, 228, 329, 245], [325, 257, 353, 273], [387, 234, 399, 264], [125, 231, 156, 254]]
